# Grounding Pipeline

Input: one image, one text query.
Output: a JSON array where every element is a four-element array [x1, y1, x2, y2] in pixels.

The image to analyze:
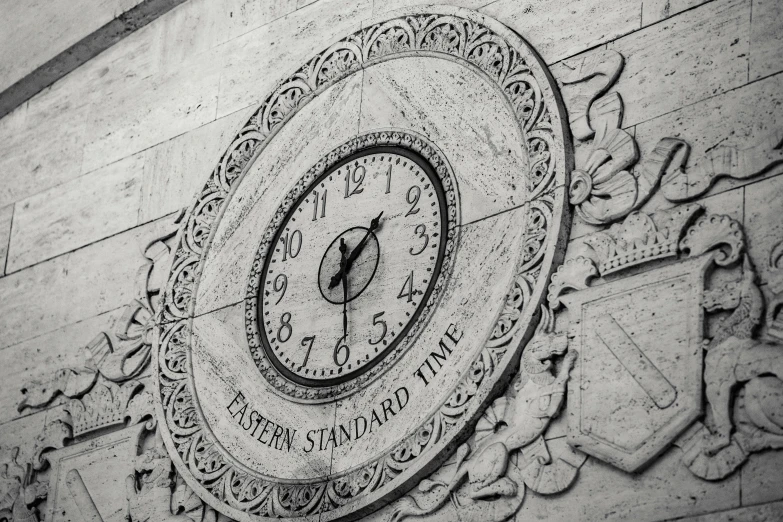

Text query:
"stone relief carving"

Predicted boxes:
[[0, 16, 779, 522], [389, 308, 584, 522], [561, 52, 782, 226], [768, 240, 783, 342], [18, 210, 184, 413], [0, 213, 233, 522], [1, 379, 155, 521], [660, 130, 783, 202], [674, 250, 783, 480], [126, 437, 195, 522], [549, 202, 783, 479], [155, 7, 570, 520]]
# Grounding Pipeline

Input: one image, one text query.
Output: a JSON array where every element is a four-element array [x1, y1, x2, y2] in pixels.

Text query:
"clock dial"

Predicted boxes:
[[258, 147, 447, 387]]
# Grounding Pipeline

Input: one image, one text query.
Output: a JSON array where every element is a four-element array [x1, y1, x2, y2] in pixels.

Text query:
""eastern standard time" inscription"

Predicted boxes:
[[226, 323, 463, 453]]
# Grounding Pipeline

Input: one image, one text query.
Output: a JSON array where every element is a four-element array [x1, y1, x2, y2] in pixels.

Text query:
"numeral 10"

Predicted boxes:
[[281, 230, 302, 261]]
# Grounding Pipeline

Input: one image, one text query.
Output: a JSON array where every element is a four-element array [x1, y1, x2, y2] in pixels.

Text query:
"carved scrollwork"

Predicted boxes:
[[561, 51, 782, 226], [18, 212, 183, 413], [389, 308, 585, 522]]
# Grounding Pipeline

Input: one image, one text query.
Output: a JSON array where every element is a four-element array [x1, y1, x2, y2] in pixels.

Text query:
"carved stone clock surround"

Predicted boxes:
[[154, 6, 570, 521]]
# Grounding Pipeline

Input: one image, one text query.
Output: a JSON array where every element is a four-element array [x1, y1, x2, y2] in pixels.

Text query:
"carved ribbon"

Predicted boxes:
[[660, 129, 783, 202], [559, 50, 624, 140]]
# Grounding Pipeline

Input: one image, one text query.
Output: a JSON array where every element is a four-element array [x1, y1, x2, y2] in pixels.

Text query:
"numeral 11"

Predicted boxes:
[[312, 189, 327, 221]]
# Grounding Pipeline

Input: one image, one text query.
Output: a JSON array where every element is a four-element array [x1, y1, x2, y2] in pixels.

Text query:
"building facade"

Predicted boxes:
[[0, 0, 782, 521]]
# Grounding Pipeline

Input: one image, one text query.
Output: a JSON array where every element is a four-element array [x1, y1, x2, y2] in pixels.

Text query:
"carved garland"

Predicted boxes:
[[156, 10, 569, 519]]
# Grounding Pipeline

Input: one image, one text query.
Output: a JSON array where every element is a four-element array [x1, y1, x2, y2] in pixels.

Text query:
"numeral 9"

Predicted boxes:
[[272, 274, 287, 304]]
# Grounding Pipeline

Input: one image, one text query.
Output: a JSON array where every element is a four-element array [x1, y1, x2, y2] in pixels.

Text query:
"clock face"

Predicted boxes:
[[258, 147, 448, 387]]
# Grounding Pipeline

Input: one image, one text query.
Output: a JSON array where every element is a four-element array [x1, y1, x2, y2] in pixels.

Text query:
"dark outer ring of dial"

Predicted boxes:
[[257, 145, 449, 388]]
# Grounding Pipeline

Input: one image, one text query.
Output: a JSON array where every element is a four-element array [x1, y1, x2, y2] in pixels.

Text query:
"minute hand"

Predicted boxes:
[[328, 212, 383, 289]]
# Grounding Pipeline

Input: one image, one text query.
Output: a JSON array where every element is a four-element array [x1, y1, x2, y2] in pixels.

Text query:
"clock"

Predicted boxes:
[[253, 145, 453, 392], [155, 7, 570, 522]]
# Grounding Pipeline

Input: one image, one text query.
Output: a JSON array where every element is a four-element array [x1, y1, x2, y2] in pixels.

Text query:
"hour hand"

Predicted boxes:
[[330, 238, 348, 290]]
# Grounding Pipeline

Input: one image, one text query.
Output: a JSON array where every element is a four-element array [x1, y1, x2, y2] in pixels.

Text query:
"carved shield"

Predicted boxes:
[[563, 256, 709, 472], [43, 423, 145, 522]]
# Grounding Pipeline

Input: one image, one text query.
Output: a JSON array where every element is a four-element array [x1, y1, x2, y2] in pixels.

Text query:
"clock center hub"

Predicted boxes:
[[318, 226, 380, 305]]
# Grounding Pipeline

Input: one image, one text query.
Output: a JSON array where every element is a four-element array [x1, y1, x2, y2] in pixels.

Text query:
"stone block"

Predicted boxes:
[[741, 450, 783, 506], [0, 310, 118, 426], [750, 0, 783, 81], [481, 0, 641, 65], [0, 215, 175, 351], [608, 0, 750, 127], [642, 0, 710, 26], [7, 153, 145, 273], [215, 0, 371, 118], [0, 205, 11, 277], [673, 501, 783, 521], [374, 0, 491, 16], [139, 106, 253, 223], [80, 46, 223, 174], [0, 0, 145, 92]]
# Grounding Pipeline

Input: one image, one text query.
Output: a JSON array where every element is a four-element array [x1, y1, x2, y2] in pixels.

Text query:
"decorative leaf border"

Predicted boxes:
[[155, 7, 571, 521]]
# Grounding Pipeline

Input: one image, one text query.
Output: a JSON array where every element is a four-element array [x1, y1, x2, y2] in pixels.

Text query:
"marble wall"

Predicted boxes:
[[0, 0, 782, 521]]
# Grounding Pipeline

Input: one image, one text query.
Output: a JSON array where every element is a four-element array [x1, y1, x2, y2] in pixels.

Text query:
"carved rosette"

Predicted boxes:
[[154, 7, 570, 521]]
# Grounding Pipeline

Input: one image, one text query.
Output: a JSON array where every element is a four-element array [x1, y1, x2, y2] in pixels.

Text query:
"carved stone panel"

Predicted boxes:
[[563, 256, 709, 472], [44, 424, 146, 522]]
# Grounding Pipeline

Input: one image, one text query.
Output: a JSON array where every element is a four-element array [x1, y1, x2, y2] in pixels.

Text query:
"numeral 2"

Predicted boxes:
[[405, 186, 421, 216]]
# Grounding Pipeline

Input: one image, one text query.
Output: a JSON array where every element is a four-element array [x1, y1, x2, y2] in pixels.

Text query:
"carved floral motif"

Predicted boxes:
[[390, 308, 585, 522], [561, 52, 782, 226]]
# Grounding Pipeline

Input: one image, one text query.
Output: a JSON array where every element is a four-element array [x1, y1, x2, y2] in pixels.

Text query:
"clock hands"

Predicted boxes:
[[339, 238, 348, 339], [328, 211, 384, 290]]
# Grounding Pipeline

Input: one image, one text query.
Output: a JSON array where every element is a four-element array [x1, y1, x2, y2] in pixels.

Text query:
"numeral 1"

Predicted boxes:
[[312, 189, 327, 221], [385, 164, 392, 194]]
